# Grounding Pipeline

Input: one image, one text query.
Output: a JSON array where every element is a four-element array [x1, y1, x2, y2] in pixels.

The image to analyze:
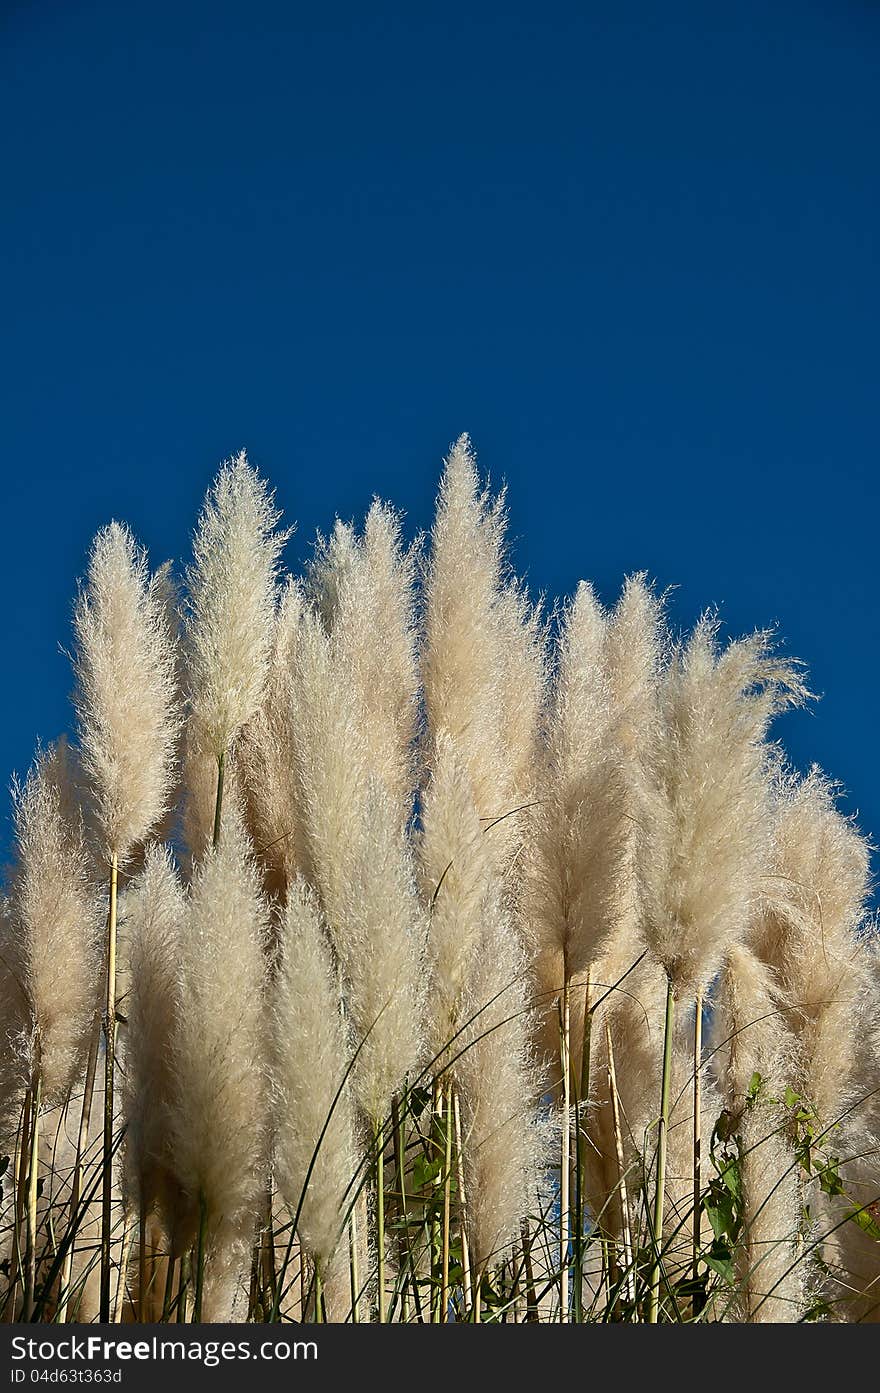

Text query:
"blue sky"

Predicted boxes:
[[2, 1, 878, 893]]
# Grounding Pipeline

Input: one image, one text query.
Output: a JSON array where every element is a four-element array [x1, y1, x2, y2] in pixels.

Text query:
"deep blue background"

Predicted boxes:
[[2, 2, 878, 896]]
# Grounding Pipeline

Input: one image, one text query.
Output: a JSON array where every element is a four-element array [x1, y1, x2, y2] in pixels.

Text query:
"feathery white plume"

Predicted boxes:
[[238, 579, 307, 899], [308, 504, 420, 810], [7, 742, 101, 1103], [73, 522, 181, 862], [185, 451, 290, 759], [123, 844, 186, 1226], [637, 620, 807, 995], [422, 435, 511, 823], [457, 896, 548, 1274], [273, 879, 358, 1279], [419, 732, 493, 1057], [329, 778, 425, 1123], [757, 767, 872, 1124], [169, 820, 268, 1255]]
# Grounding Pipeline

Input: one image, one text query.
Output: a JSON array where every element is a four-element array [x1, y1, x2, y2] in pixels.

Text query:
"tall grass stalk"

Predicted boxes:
[[193, 1192, 208, 1322], [573, 971, 592, 1321], [349, 1203, 361, 1323], [430, 1081, 443, 1323], [5, 1101, 30, 1321], [374, 1120, 386, 1323], [441, 1081, 454, 1321], [212, 751, 225, 847], [605, 1020, 636, 1314], [559, 977, 571, 1322], [648, 977, 675, 1323], [692, 990, 703, 1306], [99, 850, 119, 1322], [23, 1072, 41, 1320], [113, 1210, 134, 1323], [57, 1020, 100, 1323], [452, 1089, 473, 1309]]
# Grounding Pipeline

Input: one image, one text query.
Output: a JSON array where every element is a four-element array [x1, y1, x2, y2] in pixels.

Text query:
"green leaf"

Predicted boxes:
[[705, 1242, 735, 1286], [847, 1206, 880, 1241]]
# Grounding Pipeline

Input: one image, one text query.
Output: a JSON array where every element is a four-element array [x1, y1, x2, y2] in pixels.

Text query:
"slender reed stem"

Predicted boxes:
[[113, 1209, 134, 1322], [313, 1262, 324, 1323], [692, 990, 703, 1313], [374, 1119, 386, 1322], [349, 1193, 361, 1323], [605, 1019, 636, 1314], [452, 1088, 472, 1310], [573, 969, 591, 1321], [138, 1200, 148, 1322], [520, 1218, 538, 1322], [193, 1191, 208, 1322], [430, 1080, 443, 1322], [212, 750, 226, 848], [559, 976, 571, 1322], [4, 1091, 31, 1321], [162, 1255, 178, 1321], [440, 1081, 453, 1321], [392, 1093, 413, 1321], [23, 1070, 42, 1320], [648, 976, 675, 1324], [100, 849, 119, 1323], [262, 1192, 278, 1315], [176, 1252, 190, 1323], [58, 1016, 100, 1323]]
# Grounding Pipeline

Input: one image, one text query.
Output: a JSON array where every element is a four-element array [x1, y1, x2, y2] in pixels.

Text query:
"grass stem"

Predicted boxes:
[[559, 976, 571, 1322], [23, 1070, 42, 1321], [441, 1081, 453, 1322], [452, 1088, 472, 1311], [374, 1119, 386, 1322], [99, 849, 119, 1323], [692, 990, 704, 1316], [193, 1190, 208, 1322], [648, 976, 675, 1323], [58, 1015, 100, 1323], [212, 750, 226, 848]]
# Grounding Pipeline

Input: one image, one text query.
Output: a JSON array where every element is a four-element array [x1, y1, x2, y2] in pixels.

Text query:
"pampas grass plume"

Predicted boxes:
[[123, 843, 186, 1224], [422, 435, 511, 821], [185, 451, 290, 759], [419, 732, 493, 1054], [8, 741, 100, 1102], [273, 878, 358, 1278], [638, 619, 807, 995], [457, 898, 548, 1274], [169, 820, 268, 1254], [73, 522, 181, 862], [331, 777, 425, 1124]]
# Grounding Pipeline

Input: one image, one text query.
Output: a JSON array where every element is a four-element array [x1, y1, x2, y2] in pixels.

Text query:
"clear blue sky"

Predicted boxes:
[[2, 2, 878, 896]]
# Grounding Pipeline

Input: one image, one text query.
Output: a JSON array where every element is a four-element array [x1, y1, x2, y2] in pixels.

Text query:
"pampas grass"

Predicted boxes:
[[184, 451, 289, 763], [2, 436, 878, 1327], [238, 579, 307, 899], [169, 820, 268, 1314], [456, 895, 549, 1289], [72, 519, 181, 1317], [122, 843, 186, 1314], [422, 435, 519, 834], [7, 742, 100, 1106], [73, 523, 181, 865], [5, 743, 100, 1319], [638, 620, 808, 998], [272, 879, 358, 1310]]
